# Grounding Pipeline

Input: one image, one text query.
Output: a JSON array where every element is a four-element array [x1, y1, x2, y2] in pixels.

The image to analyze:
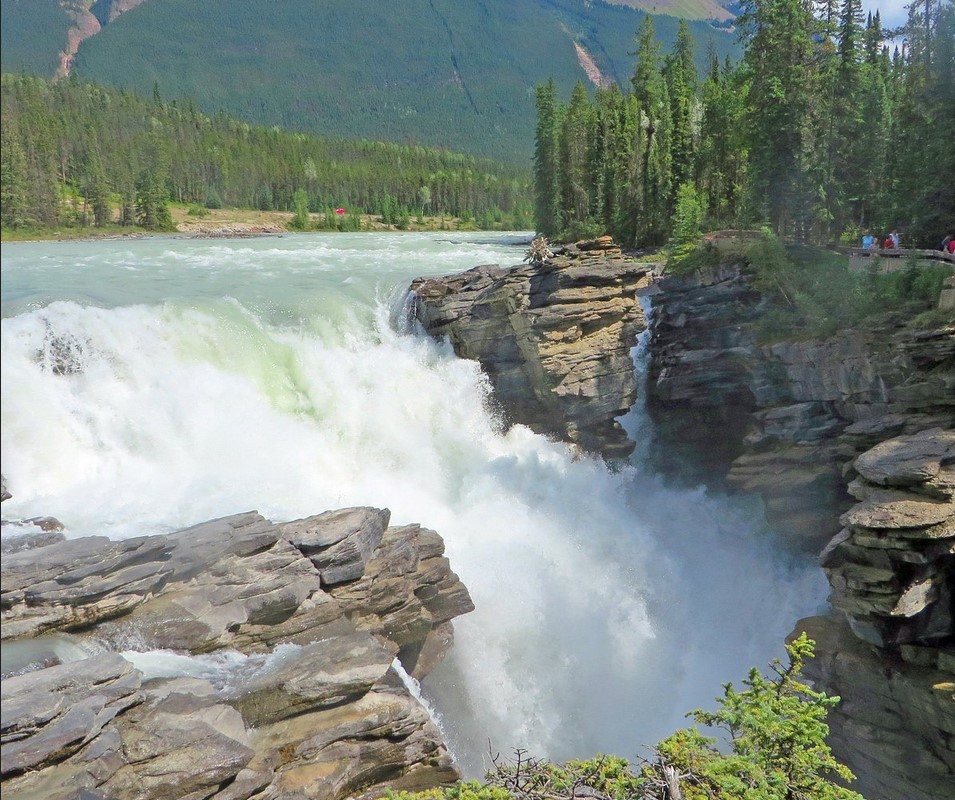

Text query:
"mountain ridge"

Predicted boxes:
[[0, 0, 738, 162]]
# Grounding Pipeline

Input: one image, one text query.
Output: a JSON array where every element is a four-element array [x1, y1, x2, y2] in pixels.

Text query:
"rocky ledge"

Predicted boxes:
[[645, 255, 954, 799], [794, 428, 955, 800], [409, 238, 652, 459], [0, 505, 473, 800]]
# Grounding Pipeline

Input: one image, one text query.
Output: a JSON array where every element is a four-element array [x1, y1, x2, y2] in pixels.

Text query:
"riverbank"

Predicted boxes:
[[0, 206, 494, 243]]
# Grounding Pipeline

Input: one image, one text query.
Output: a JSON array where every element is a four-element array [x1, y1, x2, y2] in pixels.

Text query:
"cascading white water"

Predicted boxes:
[[0, 232, 826, 777]]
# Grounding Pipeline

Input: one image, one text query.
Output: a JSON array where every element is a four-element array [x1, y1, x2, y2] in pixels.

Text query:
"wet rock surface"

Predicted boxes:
[[0, 506, 473, 800], [409, 240, 653, 459]]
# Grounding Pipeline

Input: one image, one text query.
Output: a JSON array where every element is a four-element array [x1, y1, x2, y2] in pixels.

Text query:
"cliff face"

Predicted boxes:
[[0, 506, 473, 800], [410, 240, 652, 459], [412, 247, 953, 799], [647, 263, 954, 799]]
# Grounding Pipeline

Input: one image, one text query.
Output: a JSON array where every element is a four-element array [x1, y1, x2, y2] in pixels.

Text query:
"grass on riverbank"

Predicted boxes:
[[1, 205, 521, 243]]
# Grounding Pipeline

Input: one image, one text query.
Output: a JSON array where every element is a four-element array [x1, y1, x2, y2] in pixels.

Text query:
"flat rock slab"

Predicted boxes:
[[842, 493, 954, 532], [855, 428, 955, 488], [231, 631, 393, 726]]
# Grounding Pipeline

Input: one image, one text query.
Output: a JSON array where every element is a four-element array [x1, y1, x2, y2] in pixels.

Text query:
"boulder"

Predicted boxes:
[[0, 507, 473, 800]]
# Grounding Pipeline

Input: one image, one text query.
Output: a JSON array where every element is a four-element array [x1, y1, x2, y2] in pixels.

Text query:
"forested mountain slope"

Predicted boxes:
[[0, 73, 532, 230], [0, 0, 737, 162]]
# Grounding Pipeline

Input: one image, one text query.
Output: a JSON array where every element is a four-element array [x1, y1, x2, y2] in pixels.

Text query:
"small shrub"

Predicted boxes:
[[186, 204, 209, 217], [558, 219, 602, 243], [389, 636, 860, 800]]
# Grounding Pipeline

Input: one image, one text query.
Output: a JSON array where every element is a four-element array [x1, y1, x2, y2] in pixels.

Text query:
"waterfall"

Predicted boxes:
[[0, 233, 827, 779]]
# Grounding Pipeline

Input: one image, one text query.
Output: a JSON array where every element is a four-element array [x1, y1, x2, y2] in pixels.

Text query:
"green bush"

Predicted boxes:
[[186, 204, 209, 217], [558, 218, 603, 243], [392, 636, 861, 800]]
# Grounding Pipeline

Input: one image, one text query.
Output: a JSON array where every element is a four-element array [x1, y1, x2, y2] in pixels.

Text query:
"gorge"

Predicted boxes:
[[410, 236, 954, 800], [1, 232, 951, 799]]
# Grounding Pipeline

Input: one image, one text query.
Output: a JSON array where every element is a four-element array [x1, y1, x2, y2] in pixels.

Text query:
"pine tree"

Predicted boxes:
[[737, 0, 819, 236], [533, 80, 561, 237]]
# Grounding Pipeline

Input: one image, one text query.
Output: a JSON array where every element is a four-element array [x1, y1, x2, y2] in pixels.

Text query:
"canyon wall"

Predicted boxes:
[[412, 243, 954, 800], [646, 262, 954, 800]]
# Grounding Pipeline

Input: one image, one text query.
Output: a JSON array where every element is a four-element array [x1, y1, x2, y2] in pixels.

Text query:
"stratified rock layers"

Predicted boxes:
[[0, 507, 473, 800], [410, 241, 651, 458], [647, 260, 955, 800]]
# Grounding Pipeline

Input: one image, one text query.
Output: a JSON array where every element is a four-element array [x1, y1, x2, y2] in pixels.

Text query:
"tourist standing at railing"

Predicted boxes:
[[890, 230, 900, 249], [862, 232, 875, 250]]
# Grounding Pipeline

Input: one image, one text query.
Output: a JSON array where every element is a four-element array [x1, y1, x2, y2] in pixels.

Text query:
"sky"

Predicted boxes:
[[861, 0, 911, 28]]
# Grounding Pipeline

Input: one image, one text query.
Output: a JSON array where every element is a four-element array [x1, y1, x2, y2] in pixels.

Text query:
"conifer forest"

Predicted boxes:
[[0, 74, 532, 232], [533, 0, 955, 248]]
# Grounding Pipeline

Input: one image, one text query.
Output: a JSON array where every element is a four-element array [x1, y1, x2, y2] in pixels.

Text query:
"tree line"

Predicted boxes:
[[533, 0, 955, 248], [0, 73, 532, 231]]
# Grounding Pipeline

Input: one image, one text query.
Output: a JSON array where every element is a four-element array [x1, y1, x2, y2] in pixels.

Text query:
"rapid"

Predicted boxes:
[[0, 232, 826, 775]]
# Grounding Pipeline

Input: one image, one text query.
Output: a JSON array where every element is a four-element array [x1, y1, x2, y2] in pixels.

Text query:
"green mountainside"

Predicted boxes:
[[1, 72, 532, 231], [0, 0, 737, 163], [0, 0, 72, 77]]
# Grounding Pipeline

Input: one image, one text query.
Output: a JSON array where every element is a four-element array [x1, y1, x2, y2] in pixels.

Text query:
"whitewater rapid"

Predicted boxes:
[[0, 232, 826, 775]]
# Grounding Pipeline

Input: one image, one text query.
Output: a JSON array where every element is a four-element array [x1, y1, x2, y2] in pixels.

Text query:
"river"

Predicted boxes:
[[0, 231, 826, 775]]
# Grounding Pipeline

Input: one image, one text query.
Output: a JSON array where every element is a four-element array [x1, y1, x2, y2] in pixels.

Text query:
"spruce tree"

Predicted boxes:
[[558, 82, 593, 235], [737, 0, 819, 236], [533, 80, 561, 237]]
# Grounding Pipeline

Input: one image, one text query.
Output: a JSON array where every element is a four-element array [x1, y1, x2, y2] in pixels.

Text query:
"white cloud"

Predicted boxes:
[[862, 0, 911, 29]]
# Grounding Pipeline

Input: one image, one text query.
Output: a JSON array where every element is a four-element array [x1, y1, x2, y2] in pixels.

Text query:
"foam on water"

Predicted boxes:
[[0, 232, 826, 776]]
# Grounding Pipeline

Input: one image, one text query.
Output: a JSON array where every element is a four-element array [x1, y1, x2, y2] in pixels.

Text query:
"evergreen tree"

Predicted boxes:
[[0, 119, 33, 228], [135, 170, 172, 231], [533, 80, 561, 236], [698, 54, 747, 228], [631, 16, 672, 244], [663, 20, 697, 202], [737, 0, 819, 236], [558, 82, 593, 234]]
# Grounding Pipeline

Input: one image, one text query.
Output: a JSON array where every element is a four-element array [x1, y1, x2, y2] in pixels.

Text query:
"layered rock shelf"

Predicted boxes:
[[794, 429, 955, 799], [0, 505, 473, 800], [410, 239, 652, 459], [645, 258, 954, 799], [409, 242, 953, 798]]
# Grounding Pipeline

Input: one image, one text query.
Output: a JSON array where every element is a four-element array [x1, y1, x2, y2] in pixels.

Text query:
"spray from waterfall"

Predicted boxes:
[[1, 234, 827, 779]]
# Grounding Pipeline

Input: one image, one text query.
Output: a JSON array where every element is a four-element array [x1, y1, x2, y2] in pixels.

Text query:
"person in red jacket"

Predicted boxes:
[[883, 235, 895, 249]]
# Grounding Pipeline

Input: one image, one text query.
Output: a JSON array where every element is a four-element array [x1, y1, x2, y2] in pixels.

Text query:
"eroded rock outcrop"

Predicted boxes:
[[646, 256, 954, 799], [410, 240, 652, 458], [647, 263, 955, 551], [788, 430, 955, 799], [0, 507, 473, 800]]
